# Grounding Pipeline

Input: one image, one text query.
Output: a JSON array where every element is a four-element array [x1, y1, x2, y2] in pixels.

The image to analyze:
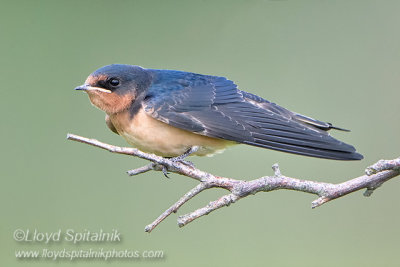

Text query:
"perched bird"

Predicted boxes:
[[75, 64, 363, 161]]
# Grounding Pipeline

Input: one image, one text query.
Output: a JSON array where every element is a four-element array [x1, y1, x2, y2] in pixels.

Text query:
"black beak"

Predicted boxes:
[[74, 84, 112, 93], [75, 84, 88, 91]]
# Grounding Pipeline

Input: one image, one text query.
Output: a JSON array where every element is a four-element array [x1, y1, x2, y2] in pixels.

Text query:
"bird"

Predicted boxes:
[[75, 64, 363, 161]]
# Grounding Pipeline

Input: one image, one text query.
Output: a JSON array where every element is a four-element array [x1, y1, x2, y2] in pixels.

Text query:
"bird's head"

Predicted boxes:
[[75, 64, 152, 114]]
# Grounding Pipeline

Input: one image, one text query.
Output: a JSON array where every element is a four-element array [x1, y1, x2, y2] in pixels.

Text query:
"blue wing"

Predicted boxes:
[[143, 69, 363, 160]]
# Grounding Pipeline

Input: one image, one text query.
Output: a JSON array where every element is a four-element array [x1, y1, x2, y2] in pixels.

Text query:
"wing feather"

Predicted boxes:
[[143, 69, 363, 160]]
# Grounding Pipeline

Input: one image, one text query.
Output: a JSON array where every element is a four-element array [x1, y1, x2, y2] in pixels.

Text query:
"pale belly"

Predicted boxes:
[[109, 109, 235, 157]]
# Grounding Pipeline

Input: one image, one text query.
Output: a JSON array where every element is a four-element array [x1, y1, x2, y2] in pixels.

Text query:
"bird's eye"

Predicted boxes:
[[109, 78, 120, 87]]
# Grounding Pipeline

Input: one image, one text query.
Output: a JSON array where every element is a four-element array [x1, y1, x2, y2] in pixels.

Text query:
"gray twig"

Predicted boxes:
[[67, 133, 400, 233]]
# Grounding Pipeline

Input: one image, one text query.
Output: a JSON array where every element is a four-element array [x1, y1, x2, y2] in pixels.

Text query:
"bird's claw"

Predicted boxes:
[[159, 159, 195, 179], [158, 147, 199, 178], [161, 165, 170, 178]]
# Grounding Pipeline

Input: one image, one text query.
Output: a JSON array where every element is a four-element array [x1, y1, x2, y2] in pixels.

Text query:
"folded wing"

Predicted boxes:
[[144, 70, 363, 160]]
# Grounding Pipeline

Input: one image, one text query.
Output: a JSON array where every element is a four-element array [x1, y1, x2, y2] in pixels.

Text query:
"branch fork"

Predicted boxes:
[[67, 133, 400, 233]]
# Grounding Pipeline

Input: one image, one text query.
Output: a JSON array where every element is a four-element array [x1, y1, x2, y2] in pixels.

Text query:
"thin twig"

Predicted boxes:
[[145, 183, 211, 232], [67, 133, 400, 232], [127, 163, 154, 176]]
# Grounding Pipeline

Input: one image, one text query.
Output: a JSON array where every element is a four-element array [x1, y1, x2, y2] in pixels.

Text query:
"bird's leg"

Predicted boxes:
[[161, 146, 200, 178], [171, 146, 200, 162]]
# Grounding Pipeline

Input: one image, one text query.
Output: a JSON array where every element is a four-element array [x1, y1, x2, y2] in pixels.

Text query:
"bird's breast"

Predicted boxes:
[[109, 108, 235, 157]]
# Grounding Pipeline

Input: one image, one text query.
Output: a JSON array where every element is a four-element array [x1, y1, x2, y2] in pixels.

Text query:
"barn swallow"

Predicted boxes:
[[75, 64, 363, 161]]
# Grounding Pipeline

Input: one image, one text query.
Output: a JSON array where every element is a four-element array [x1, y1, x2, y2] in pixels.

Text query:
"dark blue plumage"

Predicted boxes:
[[141, 68, 362, 160]]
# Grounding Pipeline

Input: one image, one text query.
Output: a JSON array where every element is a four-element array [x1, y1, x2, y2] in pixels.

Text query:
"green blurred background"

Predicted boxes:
[[1, 0, 399, 266]]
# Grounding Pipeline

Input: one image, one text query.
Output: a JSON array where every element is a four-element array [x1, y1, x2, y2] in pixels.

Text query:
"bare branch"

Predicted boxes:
[[145, 183, 210, 233], [178, 193, 240, 227], [127, 163, 154, 176], [67, 133, 400, 232], [365, 158, 400, 175]]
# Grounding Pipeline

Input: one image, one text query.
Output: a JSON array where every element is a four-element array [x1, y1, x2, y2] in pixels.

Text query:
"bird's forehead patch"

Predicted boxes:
[[85, 74, 108, 85]]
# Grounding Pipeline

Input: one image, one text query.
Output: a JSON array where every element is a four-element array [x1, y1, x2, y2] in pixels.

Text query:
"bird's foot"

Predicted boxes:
[[161, 165, 170, 178], [161, 146, 200, 178]]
